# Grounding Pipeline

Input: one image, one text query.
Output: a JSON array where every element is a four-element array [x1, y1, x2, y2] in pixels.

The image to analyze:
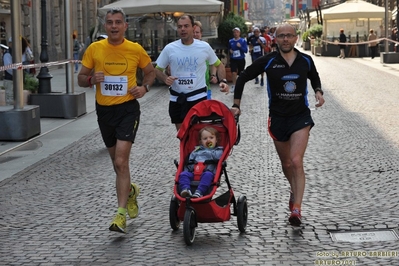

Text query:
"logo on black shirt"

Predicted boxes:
[[283, 81, 296, 93]]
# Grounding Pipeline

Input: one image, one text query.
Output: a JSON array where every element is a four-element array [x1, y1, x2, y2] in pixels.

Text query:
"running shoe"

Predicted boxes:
[[289, 191, 294, 211], [192, 190, 203, 198], [289, 208, 302, 226], [109, 213, 126, 233], [127, 183, 140, 219], [260, 78, 264, 86]]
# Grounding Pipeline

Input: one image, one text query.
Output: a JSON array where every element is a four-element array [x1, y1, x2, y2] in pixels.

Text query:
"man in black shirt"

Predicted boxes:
[[231, 24, 325, 226], [338, 28, 346, 58]]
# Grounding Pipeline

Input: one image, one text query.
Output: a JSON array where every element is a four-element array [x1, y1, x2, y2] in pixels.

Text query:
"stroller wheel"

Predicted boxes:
[[183, 208, 197, 245], [237, 195, 248, 233], [169, 195, 180, 231]]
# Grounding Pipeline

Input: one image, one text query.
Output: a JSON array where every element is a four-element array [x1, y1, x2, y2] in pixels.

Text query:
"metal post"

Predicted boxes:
[[10, 0, 24, 109], [37, 0, 52, 93], [154, 30, 158, 58], [65, 0, 73, 94], [385, 0, 389, 53]]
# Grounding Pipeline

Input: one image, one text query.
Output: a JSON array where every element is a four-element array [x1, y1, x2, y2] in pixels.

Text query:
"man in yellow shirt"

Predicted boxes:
[[78, 7, 155, 233]]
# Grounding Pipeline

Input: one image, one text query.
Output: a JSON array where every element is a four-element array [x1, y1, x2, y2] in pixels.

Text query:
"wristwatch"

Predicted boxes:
[[144, 84, 150, 92]]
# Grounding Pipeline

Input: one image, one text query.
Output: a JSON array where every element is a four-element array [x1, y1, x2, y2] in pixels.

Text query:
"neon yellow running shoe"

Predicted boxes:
[[127, 183, 140, 219], [109, 213, 126, 233]]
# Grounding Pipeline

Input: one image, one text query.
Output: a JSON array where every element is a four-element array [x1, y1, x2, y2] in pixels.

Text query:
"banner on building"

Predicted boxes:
[[285, 2, 291, 19], [291, 0, 295, 17]]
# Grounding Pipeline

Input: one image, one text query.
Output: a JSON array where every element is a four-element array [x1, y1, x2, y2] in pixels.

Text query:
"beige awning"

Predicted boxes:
[[323, 0, 391, 20], [98, 0, 224, 15]]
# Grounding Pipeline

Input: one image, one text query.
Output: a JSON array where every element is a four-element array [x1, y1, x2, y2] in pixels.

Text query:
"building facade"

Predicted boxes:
[[0, 0, 110, 67], [0, 0, 397, 69]]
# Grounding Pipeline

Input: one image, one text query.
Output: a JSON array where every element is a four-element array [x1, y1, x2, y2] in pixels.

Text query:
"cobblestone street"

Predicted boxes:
[[1, 52, 399, 265]]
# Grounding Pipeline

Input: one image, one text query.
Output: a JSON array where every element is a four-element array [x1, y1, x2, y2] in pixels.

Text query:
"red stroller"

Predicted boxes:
[[169, 99, 248, 245]]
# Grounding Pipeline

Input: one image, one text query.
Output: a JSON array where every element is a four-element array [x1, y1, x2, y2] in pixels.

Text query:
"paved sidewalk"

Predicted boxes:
[[0, 66, 97, 181], [0, 65, 163, 181], [1, 54, 399, 265]]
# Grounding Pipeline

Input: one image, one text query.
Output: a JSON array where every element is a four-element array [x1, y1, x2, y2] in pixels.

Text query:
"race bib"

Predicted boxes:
[[101, 76, 128, 96], [176, 72, 197, 90], [253, 46, 261, 53], [233, 50, 241, 58]]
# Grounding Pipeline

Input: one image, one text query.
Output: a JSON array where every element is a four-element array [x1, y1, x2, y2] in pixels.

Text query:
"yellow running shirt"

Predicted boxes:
[[82, 38, 151, 106]]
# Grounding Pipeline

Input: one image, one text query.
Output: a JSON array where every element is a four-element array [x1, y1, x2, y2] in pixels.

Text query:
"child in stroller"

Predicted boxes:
[[179, 126, 223, 198], [169, 99, 248, 245]]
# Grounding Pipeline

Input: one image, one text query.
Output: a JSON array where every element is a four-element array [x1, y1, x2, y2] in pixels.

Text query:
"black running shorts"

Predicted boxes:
[[268, 109, 314, 142], [96, 100, 140, 148], [229, 58, 246, 74], [169, 97, 206, 124]]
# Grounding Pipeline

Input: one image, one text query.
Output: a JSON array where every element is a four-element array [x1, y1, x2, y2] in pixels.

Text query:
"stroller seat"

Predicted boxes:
[[180, 122, 227, 197]]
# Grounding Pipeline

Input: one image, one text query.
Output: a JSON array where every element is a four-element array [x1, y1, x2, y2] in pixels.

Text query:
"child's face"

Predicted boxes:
[[200, 130, 217, 148]]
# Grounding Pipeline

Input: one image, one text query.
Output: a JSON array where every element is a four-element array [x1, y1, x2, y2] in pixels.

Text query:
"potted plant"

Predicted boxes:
[[309, 24, 323, 38], [309, 24, 323, 55], [302, 30, 311, 50], [0, 75, 38, 106], [217, 12, 247, 81], [24, 74, 39, 94], [0, 85, 5, 106], [24, 74, 39, 104]]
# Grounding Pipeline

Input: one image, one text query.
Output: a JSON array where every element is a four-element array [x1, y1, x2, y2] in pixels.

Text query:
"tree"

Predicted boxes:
[[217, 12, 248, 49], [217, 12, 248, 67]]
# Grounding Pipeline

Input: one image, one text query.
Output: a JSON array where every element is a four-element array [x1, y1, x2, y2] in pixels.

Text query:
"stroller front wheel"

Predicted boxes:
[[237, 195, 248, 233], [183, 208, 197, 245], [169, 195, 181, 231]]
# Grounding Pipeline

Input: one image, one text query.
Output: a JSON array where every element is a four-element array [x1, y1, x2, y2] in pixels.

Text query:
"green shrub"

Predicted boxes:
[[302, 30, 310, 42], [217, 12, 248, 48], [24, 74, 39, 93], [217, 13, 248, 67], [309, 24, 323, 38]]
